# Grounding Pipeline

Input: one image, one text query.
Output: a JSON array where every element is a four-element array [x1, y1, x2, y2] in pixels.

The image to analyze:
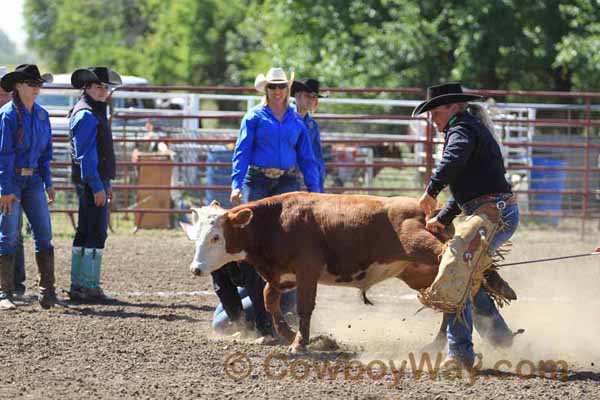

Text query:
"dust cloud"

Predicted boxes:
[[311, 226, 600, 371]]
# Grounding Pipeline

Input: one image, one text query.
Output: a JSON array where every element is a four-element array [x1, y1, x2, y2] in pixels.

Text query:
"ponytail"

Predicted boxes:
[[467, 102, 505, 157], [12, 90, 24, 144]]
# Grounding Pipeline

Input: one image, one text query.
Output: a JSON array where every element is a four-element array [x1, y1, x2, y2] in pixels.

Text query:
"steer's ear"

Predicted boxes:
[[229, 208, 253, 228], [209, 200, 221, 208], [179, 221, 197, 240]]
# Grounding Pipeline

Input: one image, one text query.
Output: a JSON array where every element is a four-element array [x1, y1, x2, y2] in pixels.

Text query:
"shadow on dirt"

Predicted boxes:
[[59, 305, 201, 322]]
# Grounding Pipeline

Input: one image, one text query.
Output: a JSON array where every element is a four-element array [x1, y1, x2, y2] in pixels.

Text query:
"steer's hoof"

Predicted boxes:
[[288, 343, 307, 354]]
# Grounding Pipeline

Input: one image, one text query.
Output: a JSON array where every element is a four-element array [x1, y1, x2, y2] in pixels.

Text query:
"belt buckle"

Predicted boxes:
[[264, 168, 283, 179], [21, 168, 33, 176]]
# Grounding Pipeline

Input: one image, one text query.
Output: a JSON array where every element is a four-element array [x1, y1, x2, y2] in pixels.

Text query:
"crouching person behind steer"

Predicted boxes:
[[414, 83, 520, 368], [67, 67, 122, 303], [0, 64, 57, 311]]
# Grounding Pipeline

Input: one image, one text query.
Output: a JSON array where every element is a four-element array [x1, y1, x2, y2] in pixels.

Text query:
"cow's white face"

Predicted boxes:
[[180, 202, 249, 276]]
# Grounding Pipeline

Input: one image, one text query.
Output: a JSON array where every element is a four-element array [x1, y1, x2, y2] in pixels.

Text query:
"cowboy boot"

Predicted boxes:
[[67, 246, 88, 302], [35, 249, 57, 309], [81, 248, 113, 304], [88, 248, 113, 303], [0, 254, 16, 311], [484, 269, 517, 300]]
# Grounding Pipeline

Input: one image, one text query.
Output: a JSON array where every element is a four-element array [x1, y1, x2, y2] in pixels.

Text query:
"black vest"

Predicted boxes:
[[69, 95, 116, 184]]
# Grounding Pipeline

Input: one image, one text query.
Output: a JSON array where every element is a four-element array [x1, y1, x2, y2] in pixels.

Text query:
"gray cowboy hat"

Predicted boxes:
[[71, 67, 122, 89], [412, 82, 482, 116], [0, 64, 53, 92]]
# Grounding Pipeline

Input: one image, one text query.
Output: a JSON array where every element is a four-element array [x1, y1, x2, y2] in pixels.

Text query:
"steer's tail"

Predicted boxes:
[[360, 288, 374, 306]]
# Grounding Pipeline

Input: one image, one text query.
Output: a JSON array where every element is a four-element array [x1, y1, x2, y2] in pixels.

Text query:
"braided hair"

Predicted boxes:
[[12, 89, 24, 145]]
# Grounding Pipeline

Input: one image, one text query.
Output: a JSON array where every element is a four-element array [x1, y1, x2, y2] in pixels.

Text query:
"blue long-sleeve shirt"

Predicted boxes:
[[70, 110, 105, 193], [231, 104, 320, 192], [303, 113, 326, 192], [0, 101, 53, 195]]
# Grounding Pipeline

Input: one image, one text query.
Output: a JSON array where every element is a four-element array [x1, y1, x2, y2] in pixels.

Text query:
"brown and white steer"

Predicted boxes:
[[181, 192, 451, 352]]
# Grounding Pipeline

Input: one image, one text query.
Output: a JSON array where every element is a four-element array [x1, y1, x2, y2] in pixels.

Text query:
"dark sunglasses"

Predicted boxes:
[[23, 80, 43, 88], [266, 83, 288, 90]]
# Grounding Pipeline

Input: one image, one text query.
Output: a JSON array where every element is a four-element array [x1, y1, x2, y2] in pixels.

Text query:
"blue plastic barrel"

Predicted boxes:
[[530, 157, 568, 226], [206, 146, 233, 208]]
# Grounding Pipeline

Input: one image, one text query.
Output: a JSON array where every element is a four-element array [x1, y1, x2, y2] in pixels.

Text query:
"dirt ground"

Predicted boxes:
[[1, 225, 600, 400]]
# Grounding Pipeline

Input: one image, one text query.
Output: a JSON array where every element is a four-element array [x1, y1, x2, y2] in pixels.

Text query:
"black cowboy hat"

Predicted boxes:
[[71, 67, 122, 89], [412, 82, 482, 116], [0, 64, 53, 92], [291, 78, 325, 98]]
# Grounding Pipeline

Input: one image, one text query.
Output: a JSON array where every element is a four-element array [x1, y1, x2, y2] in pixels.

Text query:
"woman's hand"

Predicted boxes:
[[0, 194, 18, 215], [230, 189, 242, 207], [94, 189, 107, 207], [46, 187, 56, 204]]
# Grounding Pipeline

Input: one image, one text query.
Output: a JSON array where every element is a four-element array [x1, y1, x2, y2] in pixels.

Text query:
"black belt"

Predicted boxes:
[[15, 168, 39, 176]]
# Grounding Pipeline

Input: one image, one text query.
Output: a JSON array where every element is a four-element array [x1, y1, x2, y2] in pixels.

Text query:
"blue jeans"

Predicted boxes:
[[241, 169, 301, 203], [0, 175, 53, 299], [211, 262, 274, 335], [446, 203, 519, 364], [0, 175, 53, 255], [73, 183, 109, 249], [239, 169, 299, 319], [14, 211, 25, 295], [212, 287, 297, 331]]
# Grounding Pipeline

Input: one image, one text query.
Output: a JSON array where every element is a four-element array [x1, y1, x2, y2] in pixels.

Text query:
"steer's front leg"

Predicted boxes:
[[289, 273, 318, 354], [264, 283, 296, 343]]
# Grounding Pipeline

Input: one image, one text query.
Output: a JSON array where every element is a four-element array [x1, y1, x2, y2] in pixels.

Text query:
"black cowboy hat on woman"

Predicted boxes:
[[0, 64, 58, 311], [291, 78, 326, 192], [67, 66, 121, 304], [415, 82, 520, 368]]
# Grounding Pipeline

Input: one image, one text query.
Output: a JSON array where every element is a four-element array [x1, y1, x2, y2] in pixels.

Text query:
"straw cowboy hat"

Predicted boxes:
[[291, 78, 326, 98], [71, 67, 122, 89], [412, 82, 482, 116], [0, 64, 53, 92], [254, 67, 290, 93]]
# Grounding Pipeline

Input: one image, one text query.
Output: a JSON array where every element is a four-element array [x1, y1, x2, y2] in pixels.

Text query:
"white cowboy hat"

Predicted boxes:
[[254, 67, 289, 93]]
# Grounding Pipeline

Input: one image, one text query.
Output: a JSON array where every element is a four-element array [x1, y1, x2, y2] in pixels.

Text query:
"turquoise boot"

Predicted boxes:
[[68, 247, 85, 300], [68, 247, 91, 302], [88, 248, 112, 303]]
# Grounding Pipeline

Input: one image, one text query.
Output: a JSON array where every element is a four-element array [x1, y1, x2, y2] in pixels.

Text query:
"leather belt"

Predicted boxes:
[[462, 192, 516, 212], [15, 167, 38, 176], [249, 165, 295, 179]]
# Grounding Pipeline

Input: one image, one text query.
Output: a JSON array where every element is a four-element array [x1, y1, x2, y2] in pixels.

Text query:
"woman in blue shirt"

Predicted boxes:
[[211, 68, 320, 343], [230, 68, 320, 202], [67, 67, 122, 303], [291, 78, 326, 192], [0, 64, 56, 311]]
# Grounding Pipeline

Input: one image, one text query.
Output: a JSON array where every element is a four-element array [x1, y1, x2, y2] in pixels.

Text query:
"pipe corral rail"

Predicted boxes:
[[41, 84, 600, 232]]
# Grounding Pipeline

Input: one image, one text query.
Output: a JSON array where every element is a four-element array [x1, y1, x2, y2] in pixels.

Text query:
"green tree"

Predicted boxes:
[[23, 0, 600, 91]]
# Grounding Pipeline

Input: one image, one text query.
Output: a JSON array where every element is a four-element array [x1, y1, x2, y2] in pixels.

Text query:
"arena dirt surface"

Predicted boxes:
[[1, 226, 600, 399]]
